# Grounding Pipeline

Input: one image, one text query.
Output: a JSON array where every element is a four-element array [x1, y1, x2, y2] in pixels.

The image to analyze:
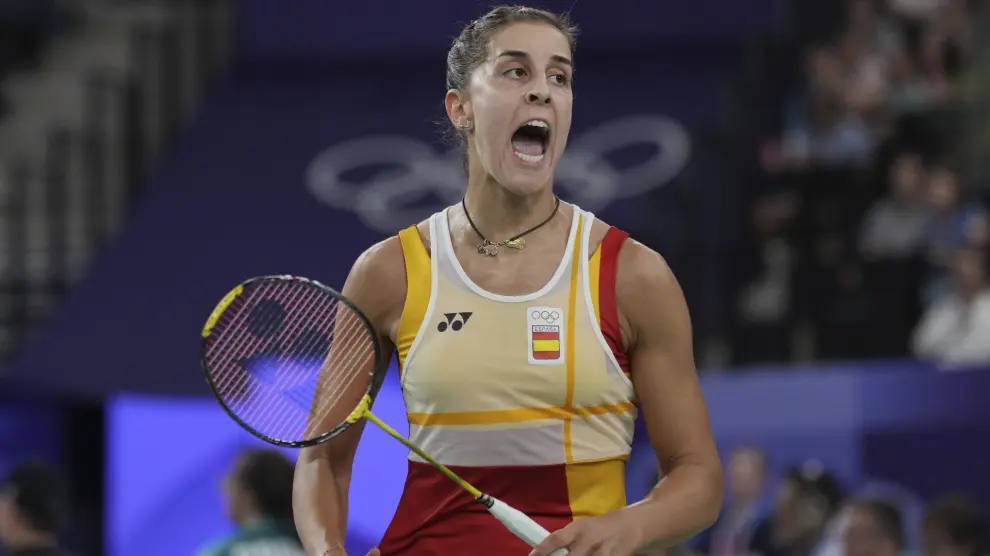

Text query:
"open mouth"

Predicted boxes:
[[510, 119, 550, 164]]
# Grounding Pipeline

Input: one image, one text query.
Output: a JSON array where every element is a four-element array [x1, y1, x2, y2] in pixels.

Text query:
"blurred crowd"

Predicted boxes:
[[0, 451, 305, 556], [681, 447, 987, 556], [6, 448, 986, 556], [731, 0, 990, 367]]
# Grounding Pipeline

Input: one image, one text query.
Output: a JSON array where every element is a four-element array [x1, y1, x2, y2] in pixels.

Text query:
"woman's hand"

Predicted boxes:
[[366, 549, 380, 556], [528, 510, 644, 556]]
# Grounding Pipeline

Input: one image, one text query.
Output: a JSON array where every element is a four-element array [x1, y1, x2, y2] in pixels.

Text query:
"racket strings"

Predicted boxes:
[[236, 283, 346, 439], [205, 281, 376, 442], [237, 285, 342, 435], [306, 310, 372, 429], [208, 283, 330, 424], [210, 284, 327, 430], [253, 301, 351, 439]]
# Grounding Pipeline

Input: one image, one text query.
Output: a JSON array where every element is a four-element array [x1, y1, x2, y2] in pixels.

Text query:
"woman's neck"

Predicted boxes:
[[463, 172, 557, 240]]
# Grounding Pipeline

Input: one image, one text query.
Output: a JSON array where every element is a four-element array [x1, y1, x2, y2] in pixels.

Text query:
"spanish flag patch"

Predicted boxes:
[[527, 307, 564, 364]]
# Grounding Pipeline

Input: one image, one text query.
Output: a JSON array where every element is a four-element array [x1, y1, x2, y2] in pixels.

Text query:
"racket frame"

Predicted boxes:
[[200, 274, 387, 448], [201, 275, 567, 554]]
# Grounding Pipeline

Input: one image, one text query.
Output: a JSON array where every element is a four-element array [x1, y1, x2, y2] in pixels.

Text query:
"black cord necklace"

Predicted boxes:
[[462, 196, 561, 256]]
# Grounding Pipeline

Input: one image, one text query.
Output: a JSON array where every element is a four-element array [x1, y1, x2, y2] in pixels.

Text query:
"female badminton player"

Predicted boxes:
[[292, 6, 724, 556]]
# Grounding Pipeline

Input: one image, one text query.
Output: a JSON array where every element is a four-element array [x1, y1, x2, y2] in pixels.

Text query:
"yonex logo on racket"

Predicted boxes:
[[437, 312, 472, 332]]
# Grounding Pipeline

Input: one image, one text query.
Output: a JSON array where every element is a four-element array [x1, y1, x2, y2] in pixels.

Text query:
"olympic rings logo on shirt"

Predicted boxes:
[[532, 310, 560, 323], [304, 114, 691, 234]]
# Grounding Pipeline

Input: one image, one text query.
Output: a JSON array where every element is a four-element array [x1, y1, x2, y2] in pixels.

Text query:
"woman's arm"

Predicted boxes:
[[293, 237, 405, 555], [529, 241, 722, 556], [618, 241, 723, 549], [294, 422, 369, 555]]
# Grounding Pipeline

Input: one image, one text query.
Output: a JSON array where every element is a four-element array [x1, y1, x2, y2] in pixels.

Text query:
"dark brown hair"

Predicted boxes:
[[850, 498, 905, 549], [233, 449, 296, 521], [924, 495, 987, 556], [444, 6, 578, 145], [446, 5, 578, 91]]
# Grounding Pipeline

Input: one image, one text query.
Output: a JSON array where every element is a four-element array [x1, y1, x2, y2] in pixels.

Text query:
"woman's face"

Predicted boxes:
[[890, 154, 924, 201], [446, 22, 574, 196], [922, 524, 972, 556], [927, 169, 960, 213], [848, 0, 878, 33], [952, 247, 986, 292]]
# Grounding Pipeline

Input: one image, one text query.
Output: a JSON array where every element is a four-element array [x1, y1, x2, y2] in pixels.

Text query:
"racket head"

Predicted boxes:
[[200, 275, 385, 447]]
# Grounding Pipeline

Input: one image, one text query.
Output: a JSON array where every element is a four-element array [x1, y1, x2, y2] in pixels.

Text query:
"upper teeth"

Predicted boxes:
[[526, 120, 549, 129]]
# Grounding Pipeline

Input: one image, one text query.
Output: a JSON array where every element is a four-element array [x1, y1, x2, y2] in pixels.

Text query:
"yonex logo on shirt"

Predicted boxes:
[[437, 312, 472, 332]]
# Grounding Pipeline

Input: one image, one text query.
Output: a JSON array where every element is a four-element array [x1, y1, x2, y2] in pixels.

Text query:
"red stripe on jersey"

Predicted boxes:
[[377, 461, 573, 555], [598, 227, 631, 374]]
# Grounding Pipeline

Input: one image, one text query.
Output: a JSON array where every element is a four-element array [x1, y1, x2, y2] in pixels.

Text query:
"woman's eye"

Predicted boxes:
[[505, 68, 526, 78], [551, 74, 570, 85]]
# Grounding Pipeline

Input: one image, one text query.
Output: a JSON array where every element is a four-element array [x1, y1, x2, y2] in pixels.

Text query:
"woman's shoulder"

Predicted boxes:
[[578, 212, 674, 291], [353, 215, 433, 275], [576, 210, 621, 253], [343, 219, 433, 333]]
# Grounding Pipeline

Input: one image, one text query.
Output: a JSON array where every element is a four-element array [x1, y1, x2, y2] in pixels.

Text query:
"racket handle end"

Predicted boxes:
[[484, 495, 569, 555]]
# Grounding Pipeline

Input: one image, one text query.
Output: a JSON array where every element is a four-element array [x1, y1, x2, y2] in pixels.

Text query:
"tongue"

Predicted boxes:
[[511, 135, 543, 156]]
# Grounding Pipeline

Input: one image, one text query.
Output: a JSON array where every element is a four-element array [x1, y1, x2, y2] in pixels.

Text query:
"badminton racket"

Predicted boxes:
[[200, 275, 567, 555]]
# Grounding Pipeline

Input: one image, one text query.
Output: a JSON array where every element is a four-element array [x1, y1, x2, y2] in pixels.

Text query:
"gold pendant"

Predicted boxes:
[[505, 238, 526, 250], [478, 241, 500, 256]]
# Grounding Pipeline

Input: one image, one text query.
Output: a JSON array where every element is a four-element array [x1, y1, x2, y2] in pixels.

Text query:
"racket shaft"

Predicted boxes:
[[487, 496, 568, 555], [363, 410, 482, 498]]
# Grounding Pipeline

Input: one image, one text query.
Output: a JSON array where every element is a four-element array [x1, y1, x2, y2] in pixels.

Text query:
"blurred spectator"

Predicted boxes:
[[860, 153, 931, 259], [0, 461, 73, 556], [888, 0, 940, 22], [912, 244, 990, 365], [845, 0, 904, 58], [813, 250, 887, 360], [733, 192, 799, 364], [748, 463, 844, 556], [842, 499, 904, 556], [737, 0, 984, 364], [887, 47, 942, 115], [836, 29, 888, 120], [920, 165, 986, 303], [782, 91, 876, 169], [921, 495, 988, 556], [913, 32, 955, 108], [695, 447, 770, 556], [196, 449, 304, 556]]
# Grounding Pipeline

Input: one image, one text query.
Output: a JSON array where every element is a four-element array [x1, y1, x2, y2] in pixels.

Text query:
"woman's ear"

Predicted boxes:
[[445, 89, 472, 130]]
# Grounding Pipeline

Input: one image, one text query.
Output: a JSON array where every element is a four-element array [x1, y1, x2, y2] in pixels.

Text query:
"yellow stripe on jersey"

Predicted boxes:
[[563, 214, 583, 463], [406, 400, 637, 426], [588, 244, 602, 324], [396, 226, 431, 372], [566, 458, 628, 519]]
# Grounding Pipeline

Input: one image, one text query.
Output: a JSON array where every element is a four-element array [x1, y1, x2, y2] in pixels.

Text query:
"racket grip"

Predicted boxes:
[[485, 495, 569, 555]]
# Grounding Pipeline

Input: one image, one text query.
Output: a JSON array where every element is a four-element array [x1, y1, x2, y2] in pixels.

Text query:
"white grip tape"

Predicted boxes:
[[487, 496, 569, 555]]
